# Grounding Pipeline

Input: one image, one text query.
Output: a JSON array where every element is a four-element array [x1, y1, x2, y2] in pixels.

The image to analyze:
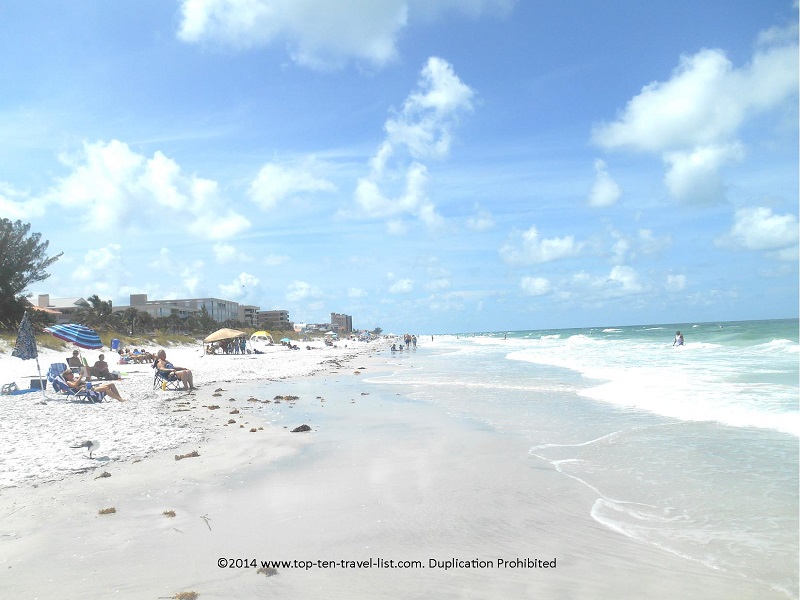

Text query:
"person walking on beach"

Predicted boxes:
[[156, 349, 196, 391]]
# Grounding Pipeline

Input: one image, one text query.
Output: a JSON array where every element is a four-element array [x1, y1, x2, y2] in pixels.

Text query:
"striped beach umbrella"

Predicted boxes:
[[44, 323, 103, 349]]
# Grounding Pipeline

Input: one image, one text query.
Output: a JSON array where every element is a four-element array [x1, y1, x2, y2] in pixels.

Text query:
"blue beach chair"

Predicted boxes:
[[51, 374, 106, 403]]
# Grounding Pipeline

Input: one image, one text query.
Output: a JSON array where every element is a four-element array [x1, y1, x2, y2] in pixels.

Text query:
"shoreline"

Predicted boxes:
[[0, 341, 791, 599]]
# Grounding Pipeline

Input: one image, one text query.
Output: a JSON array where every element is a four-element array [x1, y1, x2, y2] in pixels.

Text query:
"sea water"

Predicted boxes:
[[368, 319, 799, 598]]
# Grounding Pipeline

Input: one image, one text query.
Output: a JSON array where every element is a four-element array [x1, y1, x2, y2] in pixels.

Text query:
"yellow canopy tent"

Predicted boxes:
[[203, 328, 246, 343]]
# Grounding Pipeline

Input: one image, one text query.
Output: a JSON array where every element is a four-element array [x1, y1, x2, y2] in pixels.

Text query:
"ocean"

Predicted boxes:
[[368, 319, 799, 598]]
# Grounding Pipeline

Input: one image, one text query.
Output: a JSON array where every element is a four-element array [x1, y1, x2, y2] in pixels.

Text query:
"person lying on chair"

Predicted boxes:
[[61, 369, 126, 402], [156, 349, 196, 391]]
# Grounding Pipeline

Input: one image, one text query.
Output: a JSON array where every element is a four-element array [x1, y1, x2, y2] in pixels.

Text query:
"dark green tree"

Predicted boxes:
[[75, 294, 115, 329], [0, 219, 62, 329]]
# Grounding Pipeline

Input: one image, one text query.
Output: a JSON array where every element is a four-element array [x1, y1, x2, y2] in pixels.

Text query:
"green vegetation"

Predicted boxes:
[[0, 219, 62, 329]]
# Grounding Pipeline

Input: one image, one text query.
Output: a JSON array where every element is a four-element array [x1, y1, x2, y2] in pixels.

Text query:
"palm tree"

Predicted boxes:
[[75, 294, 114, 329]]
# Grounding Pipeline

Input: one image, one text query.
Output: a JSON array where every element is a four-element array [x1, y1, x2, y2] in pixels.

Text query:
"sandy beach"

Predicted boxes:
[[0, 338, 790, 599]]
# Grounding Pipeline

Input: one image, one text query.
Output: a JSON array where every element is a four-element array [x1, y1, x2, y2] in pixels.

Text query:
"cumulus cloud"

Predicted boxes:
[[608, 265, 644, 293], [213, 243, 251, 264], [520, 276, 551, 296], [0, 183, 45, 220], [719, 206, 799, 259], [588, 159, 621, 207], [36, 140, 251, 239], [219, 272, 260, 299], [286, 280, 324, 302], [662, 142, 744, 204], [666, 274, 687, 291], [569, 265, 647, 298], [609, 228, 671, 263], [248, 160, 336, 211], [466, 206, 495, 231], [592, 27, 798, 203], [263, 254, 290, 266], [74, 244, 124, 281], [389, 278, 414, 293], [181, 260, 205, 295], [353, 57, 473, 228], [500, 225, 582, 265], [348, 287, 367, 298], [177, 0, 511, 69]]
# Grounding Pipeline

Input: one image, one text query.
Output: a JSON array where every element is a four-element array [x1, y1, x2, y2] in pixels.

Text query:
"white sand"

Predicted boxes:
[[0, 339, 786, 599], [0, 340, 376, 488]]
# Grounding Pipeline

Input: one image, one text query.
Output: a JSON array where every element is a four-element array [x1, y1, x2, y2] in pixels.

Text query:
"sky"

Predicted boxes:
[[1, 0, 797, 334]]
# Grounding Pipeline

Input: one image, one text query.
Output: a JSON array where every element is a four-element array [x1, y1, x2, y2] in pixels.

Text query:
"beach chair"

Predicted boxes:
[[152, 361, 183, 391], [47, 362, 69, 384], [51, 375, 106, 403]]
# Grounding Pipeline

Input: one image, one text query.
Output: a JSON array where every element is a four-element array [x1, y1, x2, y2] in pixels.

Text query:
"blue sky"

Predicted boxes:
[[1, 0, 797, 333]]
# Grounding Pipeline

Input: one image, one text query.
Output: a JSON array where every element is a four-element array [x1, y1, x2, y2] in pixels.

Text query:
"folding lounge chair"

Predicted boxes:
[[153, 361, 183, 391], [47, 362, 69, 385], [51, 375, 106, 403]]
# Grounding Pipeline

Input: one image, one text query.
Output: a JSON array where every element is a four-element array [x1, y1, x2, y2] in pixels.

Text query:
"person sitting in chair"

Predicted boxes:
[[66, 350, 83, 373], [89, 354, 119, 380], [61, 369, 126, 402], [156, 349, 196, 391]]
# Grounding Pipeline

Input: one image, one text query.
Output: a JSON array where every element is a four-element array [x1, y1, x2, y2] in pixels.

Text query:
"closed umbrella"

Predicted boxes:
[[12, 311, 46, 402]]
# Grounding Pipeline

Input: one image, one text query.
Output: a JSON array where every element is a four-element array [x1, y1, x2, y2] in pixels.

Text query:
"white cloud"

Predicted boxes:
[[666, 274, 687, 291], [384, 56, 475, 161], [569, 265, 647, 298], [610, 228, 671, 263], [389, 278, 414, 293], [588, 159, 621, 207], [722, 207, 799, 256], [286, 280, 324, 302], [608, 265, 644, 293], [353, 57, 472, 228], [219, 272, 260, 299], [592, 30, 798, 203], [500, 225, 582, 265], [149, 248, 175, 273], [74, 244, 124, 281], [663, 142, 744, 204], [181, 260, 205, 295], [425, 278, 451, 291], [177, 0, 511, 69], [248, 160, 336, 211], [348, 287, 367, 298], [213, 242, 251, 264], [37, 140, 251, 239], [520, 276, 551, 296], [263, 254, 290, 266], [0, 183, 45, 219], [466, 206, 495, 231]]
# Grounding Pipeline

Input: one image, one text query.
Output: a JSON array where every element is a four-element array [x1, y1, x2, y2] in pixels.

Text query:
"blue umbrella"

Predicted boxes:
[[11, 312, 46, 401], [12, 311, 38, 360], [44, 323, 103, 350]]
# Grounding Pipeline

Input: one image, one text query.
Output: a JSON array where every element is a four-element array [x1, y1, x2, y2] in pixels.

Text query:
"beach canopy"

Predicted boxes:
[[44, 323, 103, 349], [203, 328, 247, 343], [324, 331, 337, 337], [280, 337, 291, 343]]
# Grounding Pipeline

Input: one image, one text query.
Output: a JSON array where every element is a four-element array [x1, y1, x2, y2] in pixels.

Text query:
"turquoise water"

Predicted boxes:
[[369, 319, 799, 598]]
